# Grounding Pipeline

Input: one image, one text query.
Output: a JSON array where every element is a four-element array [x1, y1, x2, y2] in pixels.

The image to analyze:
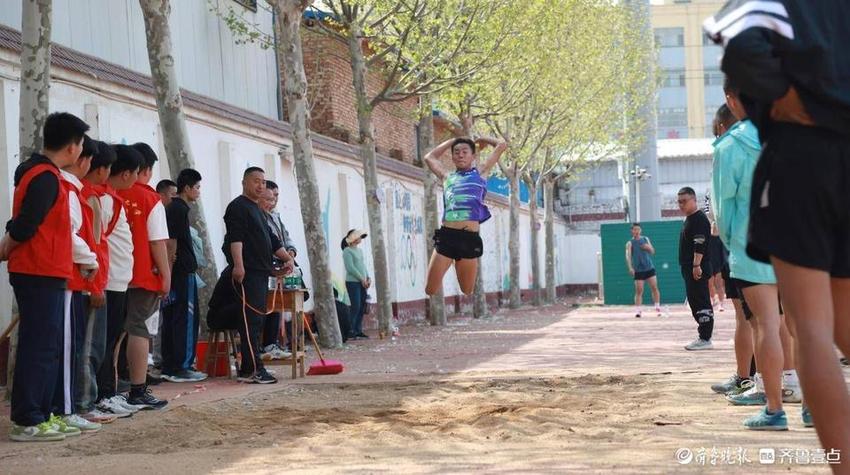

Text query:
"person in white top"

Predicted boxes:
[[94, 144, 142, 418], [56, 135, 100, 433]]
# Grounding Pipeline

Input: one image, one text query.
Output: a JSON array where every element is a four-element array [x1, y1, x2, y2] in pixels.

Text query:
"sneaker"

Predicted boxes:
[[841, 357, 849, 367], [782, 386, 803, 404], [712, 374, 744, 394], [126, 387, 168, 410], [743, 406, 788, 431], [9, 421, 65, 442], [112, 395, 144, 413], [725, 378, 755, 396], [261, 344, 288, 361], [802, 406, 814, 428], [162, 369, 208, 383], [62, 414, 101, 433], [48, 414, 81, 437], [81, 410, 117, 424], [655, 305, 662, 316], [727, 385, 767, 406], [146, 371, 162, 386], [96, 398, 133, 418], [684, 339, 713, 351], [635, 311, 642, 318], [356, 333, 369, 339], [237, 368, 278, 385]]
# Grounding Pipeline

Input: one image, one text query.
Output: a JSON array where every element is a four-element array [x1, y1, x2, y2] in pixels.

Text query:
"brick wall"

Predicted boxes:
[[300, 27, 418, 163]]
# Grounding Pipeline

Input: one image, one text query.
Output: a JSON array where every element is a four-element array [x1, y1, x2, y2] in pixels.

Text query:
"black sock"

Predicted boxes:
[[130, 384, 146, 397]]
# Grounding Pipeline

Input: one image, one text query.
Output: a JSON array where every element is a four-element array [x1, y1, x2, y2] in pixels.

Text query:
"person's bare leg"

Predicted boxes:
[[780, 316, 796, 371], [127, 334, 150, 385], [634, 279, 644, 307], [773, 258, 850, 457], [454, 258, 479, 295], [425, 251, 454, 296], [648, 276, 661, 307], [743, 284, 783, 413], [732, 298, 754, 378], [832, 278, 850, 359], [709, 275, 718, 305]]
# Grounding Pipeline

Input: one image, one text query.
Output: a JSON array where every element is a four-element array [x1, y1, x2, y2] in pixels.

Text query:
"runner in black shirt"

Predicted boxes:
[[677, 187, 714, 351], [213, 167, 294, 384]]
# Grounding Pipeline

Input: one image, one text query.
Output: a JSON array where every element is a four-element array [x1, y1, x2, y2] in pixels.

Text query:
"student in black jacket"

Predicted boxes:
[[162, 168, 206, 383], [706, 0, 850, 453]]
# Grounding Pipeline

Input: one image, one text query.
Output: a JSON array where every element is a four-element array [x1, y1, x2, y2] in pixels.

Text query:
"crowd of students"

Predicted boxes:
[[1, 112, 307, 442]]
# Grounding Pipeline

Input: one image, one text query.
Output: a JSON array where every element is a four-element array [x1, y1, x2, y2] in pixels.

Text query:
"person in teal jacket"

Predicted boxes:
[[711, 77, 801, 431]]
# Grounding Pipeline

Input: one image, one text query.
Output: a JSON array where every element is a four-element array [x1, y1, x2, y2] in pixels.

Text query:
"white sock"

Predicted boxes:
[[754, 373, 765, 392], [783, 369, 800, 387]]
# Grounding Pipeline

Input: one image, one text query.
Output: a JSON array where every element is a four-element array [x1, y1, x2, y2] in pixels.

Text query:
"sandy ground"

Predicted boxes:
[[0, 299, 841, 474]]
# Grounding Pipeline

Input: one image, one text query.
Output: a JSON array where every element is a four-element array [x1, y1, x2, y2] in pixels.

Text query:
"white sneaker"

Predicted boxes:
[[783, 386, 803, 404], [112, 395, 144, 413], [684, 339, 713, 351], [262, 344, 289, 360], [63, 414, 101, 432], [82, 409, 117, 424], [655, 305, 662, 316], [96, 398, 133, 418]]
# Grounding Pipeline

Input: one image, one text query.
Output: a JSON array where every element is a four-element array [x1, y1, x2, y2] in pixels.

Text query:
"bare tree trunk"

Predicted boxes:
[[543, 177, 557, 304], [272, 0, 341, 347], [527, 178, 542, 306], [139, 0, 218, 328], [507, 166, 521, 308], [346, 25, 393, 337], [418, 99, 446, 326], [18, 0, 52, 162]]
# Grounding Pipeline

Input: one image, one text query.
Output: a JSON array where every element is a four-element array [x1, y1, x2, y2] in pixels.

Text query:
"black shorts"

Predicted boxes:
[[748, 123, 850, 277], [731, 278, 784, 321], [634, 269, 656, 281], [433, 226, 483, 260], [722, 265, 739, 299]]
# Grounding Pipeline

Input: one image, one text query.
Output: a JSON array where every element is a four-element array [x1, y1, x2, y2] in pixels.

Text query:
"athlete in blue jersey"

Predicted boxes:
[[423, 134, 507, 295]]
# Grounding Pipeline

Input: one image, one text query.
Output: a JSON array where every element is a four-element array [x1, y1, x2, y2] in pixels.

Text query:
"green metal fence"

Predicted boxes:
[[600, 220, 685, 305]]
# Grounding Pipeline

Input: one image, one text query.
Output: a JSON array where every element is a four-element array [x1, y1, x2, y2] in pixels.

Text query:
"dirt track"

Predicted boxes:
[[0, 301, 837, 474]]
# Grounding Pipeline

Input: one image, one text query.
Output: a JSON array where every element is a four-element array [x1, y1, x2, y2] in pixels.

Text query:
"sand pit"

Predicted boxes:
[[0, 302, 837, 473]]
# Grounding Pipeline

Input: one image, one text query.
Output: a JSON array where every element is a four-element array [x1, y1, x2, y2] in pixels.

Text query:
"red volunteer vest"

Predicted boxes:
[[81, 180, 109, 294], [117, 182, 163, 292], [8, 164, 73, 279]]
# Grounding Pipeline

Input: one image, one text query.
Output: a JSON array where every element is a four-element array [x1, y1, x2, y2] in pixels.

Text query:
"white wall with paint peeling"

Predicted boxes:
[[0, 60, 589, 330]]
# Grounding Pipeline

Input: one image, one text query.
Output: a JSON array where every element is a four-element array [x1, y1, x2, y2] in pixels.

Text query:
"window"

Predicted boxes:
[[662, 68, 686, 87], [658, 107, 688, 128], [654, 28, 684, 48], [233, 0, 257, 11], [704, 68, 724, 86]]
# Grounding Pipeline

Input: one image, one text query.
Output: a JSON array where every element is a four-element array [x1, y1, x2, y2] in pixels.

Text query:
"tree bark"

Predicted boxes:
[[18, 0, 52, 162], [543, 177, 557, 304], [527, 178, 541, 306], [139, 0, 218, 328], [418, 99, 446, 326], [346, 24, 393, 337], [273, 0, 341, 347], [507, 165, 521, 308]]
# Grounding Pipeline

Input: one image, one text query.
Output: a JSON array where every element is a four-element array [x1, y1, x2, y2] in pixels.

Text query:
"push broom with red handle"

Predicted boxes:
[[303, 314, 344, 375]]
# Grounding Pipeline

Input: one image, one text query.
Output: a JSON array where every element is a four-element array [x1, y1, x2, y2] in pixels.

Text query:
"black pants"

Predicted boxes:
[[97, 290, 127, 401], [681, 266, 714, 341], [262, 312, 281, 348], [161, 272, 200, 375], [10, 284, 65, 427], [227, 268, 267, 376], [336, 300, 351, 343]]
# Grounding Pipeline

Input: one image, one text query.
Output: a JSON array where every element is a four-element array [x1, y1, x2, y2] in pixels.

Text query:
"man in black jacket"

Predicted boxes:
[[211, 167, 294, 385], [677, 187, 714, 351], [706, 0, 850, 453]]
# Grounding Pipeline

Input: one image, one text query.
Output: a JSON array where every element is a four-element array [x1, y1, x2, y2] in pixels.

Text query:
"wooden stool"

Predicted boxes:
[[204, 329, 238, 379]]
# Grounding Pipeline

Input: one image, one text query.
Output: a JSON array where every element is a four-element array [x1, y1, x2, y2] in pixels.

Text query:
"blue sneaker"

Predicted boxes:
[[744, 406, 788, 431], [726, 386, 767, 406], [802, 406, 814, 428]]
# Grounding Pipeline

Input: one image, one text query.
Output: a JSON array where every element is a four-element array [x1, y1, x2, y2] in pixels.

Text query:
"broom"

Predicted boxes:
[[304, 314, 344, 375]]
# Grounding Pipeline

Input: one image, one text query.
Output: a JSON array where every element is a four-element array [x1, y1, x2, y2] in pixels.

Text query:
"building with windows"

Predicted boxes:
[[652, 0, 726, 139]]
